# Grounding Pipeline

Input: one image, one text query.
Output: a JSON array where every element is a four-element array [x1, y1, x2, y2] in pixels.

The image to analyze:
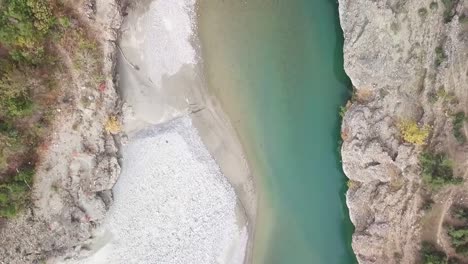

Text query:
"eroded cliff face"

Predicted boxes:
[[339, 0, 468, 263]]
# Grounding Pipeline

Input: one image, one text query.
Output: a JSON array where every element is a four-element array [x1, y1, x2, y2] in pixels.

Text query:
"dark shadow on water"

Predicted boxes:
[[329, 0, 353, 93], [329, 0, 357, 263]]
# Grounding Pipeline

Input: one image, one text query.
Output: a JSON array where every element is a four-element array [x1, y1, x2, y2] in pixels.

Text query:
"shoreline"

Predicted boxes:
[[189, 72, 258, 263]]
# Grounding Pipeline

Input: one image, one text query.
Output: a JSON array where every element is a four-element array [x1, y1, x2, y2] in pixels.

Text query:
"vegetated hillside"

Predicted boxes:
[[338, 0, 468, 263], [0, 0, 59, 217], [0, 0, 105, 217], [0, 0, 122, 262]]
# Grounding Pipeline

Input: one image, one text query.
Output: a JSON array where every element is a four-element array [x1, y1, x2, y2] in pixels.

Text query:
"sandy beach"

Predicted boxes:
[[66, 0, 257, 263]]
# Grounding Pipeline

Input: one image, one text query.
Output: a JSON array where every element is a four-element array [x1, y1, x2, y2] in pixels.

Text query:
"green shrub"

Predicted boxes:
[[422, 198, 435, 211], [449, 257, 461, 264], [420, 152, 461, 190], [460, 14, 468, 24], [0, 0, 55, 63], [0, 66, 36, 118], [419, 8, 428, 18], [448, 227, 468, 255], [0, 131, 22, 171], [453, 206, 468, 222], [0, 120, 14, 134], [428, 91, 439, 104], [452, 112, 466, 144], [58, 16, 71, 28], [339, 105, 347, 118], [435, 46, 447, 67], [0, 169, 34, 217], [441, 0, 456, 23], [421, 242, 448, 264], [0, 65, 30, 98], [3, 96, 34, 118], [430, 2, 439, 10], [436, 87, 457, 103], [455, 245, 468, 256], [390, 22, 400, 33], [449, 228, 468, 247], [347, 180, 360, 189]]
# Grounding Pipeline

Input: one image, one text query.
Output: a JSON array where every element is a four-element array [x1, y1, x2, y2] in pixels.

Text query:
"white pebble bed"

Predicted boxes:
[[77, 117, 247, 264]]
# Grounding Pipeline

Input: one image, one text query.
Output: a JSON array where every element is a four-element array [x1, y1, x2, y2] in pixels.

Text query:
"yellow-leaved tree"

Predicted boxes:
[[398, 120, 430, 145]]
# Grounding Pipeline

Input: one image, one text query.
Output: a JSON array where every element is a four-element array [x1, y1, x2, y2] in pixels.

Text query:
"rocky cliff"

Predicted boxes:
[[339, 0, 468, 263]]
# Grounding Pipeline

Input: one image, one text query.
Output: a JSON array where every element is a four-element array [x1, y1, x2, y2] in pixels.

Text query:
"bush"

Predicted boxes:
[[428, 90, 439, 104], [449, 228, 468, 247], [0, 169, 33, 217], [0, 65, 37, 118], [448, 206, 468, 257], [398, 120, 430, 145], [0, 0, 55, 63], [441, 0, 456, 23], [449, 258, 461, 264], [339, 105, 347, 118], [460, 14, 468, 24], [347, 180, 360, 189], [435, 46, 447, 67], [3, 96, 34, 118], [421, 242, 448, 264], [448, 227, 468, 256], [422, 198, 435, 211], [436, 87, 457, 103], [452, 112, 466, 144], [454, 208, 468, 220], [0, 65, 30, 98], [105, 116, 121, 134], [419, 8, 428, 18], [420, 152, 461, 189]]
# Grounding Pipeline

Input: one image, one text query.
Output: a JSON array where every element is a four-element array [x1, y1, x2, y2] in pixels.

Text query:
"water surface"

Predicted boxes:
[[198, 0, 356, 263]]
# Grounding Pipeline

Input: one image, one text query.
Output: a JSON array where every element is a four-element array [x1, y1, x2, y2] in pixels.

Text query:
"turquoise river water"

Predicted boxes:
[[198, 0, 357, 263]]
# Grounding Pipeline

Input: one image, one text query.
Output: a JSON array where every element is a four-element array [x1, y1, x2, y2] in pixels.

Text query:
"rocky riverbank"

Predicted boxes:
[[0, 0, 123, 263], [339, 0, 468, 263]]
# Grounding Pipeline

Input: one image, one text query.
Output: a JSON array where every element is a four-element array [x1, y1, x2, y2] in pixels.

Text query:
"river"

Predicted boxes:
[[197, 0, 357, 263]]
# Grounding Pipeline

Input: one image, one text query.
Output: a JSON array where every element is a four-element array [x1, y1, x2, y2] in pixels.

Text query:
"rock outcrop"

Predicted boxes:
[[339, 0, 468, 263]]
